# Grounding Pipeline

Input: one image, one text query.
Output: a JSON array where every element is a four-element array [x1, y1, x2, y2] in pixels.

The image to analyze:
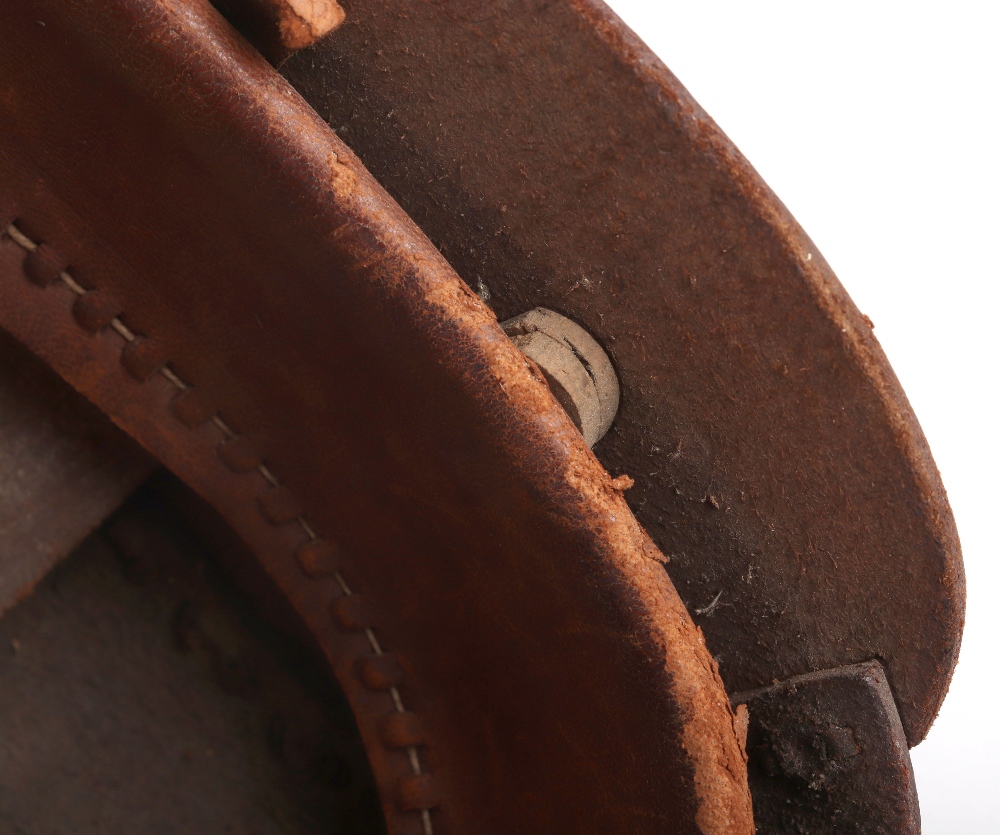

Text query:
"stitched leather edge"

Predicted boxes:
[[1, 216, 437, 834]]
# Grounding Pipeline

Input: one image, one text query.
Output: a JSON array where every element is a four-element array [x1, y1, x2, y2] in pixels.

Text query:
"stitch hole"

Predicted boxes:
[[6, 216, 49, 244], [4, 224, 36, 253]]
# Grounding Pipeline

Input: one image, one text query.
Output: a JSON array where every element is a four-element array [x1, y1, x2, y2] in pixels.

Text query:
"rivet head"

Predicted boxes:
[[502, 307, 619, 447]]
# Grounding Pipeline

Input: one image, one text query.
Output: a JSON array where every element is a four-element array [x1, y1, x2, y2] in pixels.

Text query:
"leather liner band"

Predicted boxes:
[[0, 207, 437, 835], [0, 2, 757, 830]]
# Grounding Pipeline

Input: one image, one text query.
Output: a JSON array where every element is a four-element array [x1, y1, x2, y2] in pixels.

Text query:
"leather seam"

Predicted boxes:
[[3, 220, 437, 833]]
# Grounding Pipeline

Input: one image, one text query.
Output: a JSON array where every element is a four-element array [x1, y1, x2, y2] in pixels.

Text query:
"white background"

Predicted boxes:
[[602, 2, 999, 831]]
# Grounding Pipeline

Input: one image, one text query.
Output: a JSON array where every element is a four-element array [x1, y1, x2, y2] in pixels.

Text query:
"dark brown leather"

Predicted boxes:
[[734, 662, 919, 834], [279, 0, 964, 747], [0, 1, 752, 833]]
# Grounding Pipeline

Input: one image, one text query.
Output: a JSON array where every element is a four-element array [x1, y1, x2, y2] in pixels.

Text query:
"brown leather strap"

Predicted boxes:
[[278, 0, 963, 749], [0, 0, 752, 832]]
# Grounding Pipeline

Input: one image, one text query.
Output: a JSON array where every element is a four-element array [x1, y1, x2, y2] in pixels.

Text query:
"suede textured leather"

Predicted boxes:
[[278, 0, 963, 750]]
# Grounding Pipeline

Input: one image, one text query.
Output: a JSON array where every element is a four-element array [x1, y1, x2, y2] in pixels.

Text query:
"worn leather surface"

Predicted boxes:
[[0, 1, 752, 832], [212, 0, 345, 63], [280, 0, 964, 747], [734, 662, 919, 834]]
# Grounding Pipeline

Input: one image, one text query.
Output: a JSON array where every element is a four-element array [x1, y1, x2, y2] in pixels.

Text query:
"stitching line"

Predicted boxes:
[[4, 222, 434, 835]]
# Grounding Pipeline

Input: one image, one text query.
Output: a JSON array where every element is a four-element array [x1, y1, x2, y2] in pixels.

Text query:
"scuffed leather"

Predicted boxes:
[[0, 1, 752, 832]]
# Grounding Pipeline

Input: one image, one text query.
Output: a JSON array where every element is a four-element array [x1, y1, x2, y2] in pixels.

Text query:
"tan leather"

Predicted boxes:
[[0, 1, 752, 833], [212, 0, 345, 62]]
